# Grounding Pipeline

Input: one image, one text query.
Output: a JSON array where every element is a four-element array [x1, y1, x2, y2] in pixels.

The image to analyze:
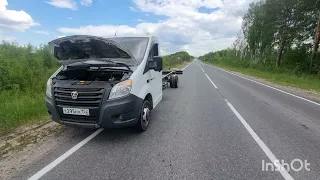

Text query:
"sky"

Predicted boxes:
[[0, 0, 256, 56]]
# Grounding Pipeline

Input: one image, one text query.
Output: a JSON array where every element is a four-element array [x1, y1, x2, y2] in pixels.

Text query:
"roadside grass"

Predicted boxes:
[[0, 92, 50, 136], [204, 61, 320, 93], [0, 67, 58, 136], [164, 61, 191, 70]]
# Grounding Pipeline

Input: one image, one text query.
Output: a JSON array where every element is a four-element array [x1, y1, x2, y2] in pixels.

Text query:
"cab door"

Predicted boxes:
[[145, 43, 162, 108]]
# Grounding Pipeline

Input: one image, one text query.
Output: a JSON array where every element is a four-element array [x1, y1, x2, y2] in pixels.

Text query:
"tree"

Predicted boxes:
[[200, 0, 320, 76], [310, 11, 320, 73]]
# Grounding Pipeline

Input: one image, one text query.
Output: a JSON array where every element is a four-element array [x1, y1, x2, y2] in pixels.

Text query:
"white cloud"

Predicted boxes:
[[68, 17, 72, 20], [129, 6, 137, 12], [47, 0, 77, 10], [0, 0, 38, 31], [59, 25, 137, 36], [0, 35, 17, 42], [58, 0, 255, 56], [80, 0, 92, 6], [33, 30, 50, 35], [137, 19, 144, 22], [133, 0, 223, 18]]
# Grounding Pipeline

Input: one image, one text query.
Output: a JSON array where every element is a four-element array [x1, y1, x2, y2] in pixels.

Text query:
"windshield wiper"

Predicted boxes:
[[80, 60, 132, 72], [67, 59, 133, 72]]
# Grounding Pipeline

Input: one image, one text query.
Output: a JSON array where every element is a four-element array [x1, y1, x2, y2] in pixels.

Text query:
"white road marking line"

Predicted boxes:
[[205, 74, 218, 89], [197, 63, 205, 72], [182, 62, 192, 70], [205, 64, 320, 107], [28, 128, 104, 180], [224, 101, 294, 180]]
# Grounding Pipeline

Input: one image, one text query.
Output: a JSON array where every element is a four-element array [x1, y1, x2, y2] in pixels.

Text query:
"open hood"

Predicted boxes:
[[48, 35, 139, 66]]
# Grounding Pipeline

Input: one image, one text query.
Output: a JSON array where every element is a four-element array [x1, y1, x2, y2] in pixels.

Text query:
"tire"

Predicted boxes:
[[170, 76, 175, 88], [173, 75, 179, 88], [170, 75, 178, 88], [135, 100, 152, 132]]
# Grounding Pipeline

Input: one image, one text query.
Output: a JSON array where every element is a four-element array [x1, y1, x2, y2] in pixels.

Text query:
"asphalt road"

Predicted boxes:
[[16, 60, 320, 180]]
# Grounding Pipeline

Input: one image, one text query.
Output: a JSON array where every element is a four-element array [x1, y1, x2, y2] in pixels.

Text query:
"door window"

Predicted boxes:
[[145, 44, 159, 73]]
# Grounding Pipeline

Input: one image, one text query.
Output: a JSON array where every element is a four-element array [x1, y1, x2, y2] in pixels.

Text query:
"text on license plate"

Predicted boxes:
[[62, 108, 90, 116]]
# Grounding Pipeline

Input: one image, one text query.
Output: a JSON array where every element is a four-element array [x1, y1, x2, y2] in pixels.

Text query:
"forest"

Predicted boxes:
[[200, 0, 320, 77]]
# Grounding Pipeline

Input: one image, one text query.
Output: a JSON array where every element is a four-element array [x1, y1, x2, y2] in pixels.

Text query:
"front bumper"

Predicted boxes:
[[46, 94, 143, 129]]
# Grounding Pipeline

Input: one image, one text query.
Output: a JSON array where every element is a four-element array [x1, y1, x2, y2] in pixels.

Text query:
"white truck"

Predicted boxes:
[[45, 35, 182, 131]]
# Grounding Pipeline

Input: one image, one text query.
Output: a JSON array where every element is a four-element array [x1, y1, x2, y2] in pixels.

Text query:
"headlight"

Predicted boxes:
[[46, 78, 52, 98], [109, 80, 132, 100]]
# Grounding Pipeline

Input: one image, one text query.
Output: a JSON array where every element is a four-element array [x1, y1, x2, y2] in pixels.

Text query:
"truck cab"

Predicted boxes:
[[45, 35, 163, 131]]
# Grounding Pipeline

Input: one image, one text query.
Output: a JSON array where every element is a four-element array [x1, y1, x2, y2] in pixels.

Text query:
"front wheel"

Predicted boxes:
[[135, 100, 151, 132]]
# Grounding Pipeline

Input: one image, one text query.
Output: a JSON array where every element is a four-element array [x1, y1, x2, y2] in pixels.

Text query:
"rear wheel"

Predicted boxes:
[[170, 75, 179, 88], [173, 75, 179, 88], [135, 100, 151, 132], [170, 75, 178, 88], [170, 76, 175, 88]]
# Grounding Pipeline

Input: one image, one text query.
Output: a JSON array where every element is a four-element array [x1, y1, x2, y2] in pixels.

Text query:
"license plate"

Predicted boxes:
[[62, 108, 90, 116]]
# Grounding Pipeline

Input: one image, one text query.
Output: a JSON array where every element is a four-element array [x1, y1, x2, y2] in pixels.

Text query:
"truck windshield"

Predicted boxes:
[[110, 37, 149, 63]]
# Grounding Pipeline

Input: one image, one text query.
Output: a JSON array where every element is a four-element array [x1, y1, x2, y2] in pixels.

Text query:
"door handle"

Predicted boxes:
[[147, 77, 155, 83]]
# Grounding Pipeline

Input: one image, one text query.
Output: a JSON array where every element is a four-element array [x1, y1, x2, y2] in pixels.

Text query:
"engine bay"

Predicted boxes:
[[55, 67, 131, 86]]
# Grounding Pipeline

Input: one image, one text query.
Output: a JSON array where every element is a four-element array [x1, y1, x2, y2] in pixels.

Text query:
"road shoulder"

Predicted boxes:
[[203, 62, 320, 104], [0, 121, 67, 180]]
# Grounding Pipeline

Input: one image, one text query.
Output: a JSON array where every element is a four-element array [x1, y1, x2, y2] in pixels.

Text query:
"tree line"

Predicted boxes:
[[200, 0, 320, 76], [163, 51, 193, 69], [0, 42, 59, 93], [0, 42, 60, 134]]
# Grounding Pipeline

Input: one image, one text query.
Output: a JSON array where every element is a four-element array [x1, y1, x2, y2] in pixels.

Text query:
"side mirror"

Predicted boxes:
[[151, 56, 162, 72]]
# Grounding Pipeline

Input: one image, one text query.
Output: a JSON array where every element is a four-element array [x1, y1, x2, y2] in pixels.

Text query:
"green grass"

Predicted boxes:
[[163, 51, 193, 70], [164, 61, 191, 70], [0, 91, 49, 135], [204, 61, 320, 93], [0, 66, 58, 136]]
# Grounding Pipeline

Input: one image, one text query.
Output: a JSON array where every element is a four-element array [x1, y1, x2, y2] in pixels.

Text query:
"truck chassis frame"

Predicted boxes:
[[162, 70, 183, 89]]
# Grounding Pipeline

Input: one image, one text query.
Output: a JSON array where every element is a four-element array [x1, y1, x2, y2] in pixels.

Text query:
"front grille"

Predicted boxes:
[[54, 87, 104, 107], [54, 87, 105, 123]]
